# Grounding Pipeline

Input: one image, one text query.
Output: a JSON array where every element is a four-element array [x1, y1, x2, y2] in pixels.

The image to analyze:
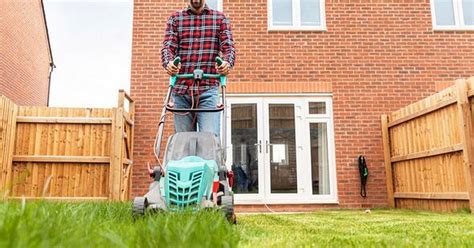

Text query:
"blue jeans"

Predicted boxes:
[[172, 87, 221, 137]]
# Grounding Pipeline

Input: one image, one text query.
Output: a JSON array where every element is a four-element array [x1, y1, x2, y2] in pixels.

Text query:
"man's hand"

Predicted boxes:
[[166, 61, 181, 76], [216, 60, 231, 75]]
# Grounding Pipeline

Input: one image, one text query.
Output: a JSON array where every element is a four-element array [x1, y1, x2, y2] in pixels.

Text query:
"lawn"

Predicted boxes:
[[0, 201, 473, 247]]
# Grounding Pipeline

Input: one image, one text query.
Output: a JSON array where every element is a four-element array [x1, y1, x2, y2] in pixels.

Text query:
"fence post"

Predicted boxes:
[[127, 94, 134, 201], [108, 108, 116, 200], [109, 107, 124, 201], [455, 79, 474, 213], [118, 90, 125, 109], [1, 98, 17, 199], [0, 96, 8, 197], [117, 89, 134, 201], [381, 114, 395, 208]]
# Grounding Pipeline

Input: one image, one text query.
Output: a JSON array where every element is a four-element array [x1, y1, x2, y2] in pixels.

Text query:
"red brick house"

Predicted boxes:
[[0, 0, 54, 106], [131, 0, 474, 210]]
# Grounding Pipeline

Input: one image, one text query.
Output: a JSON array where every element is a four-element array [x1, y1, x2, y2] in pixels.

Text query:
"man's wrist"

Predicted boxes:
[[222, 59, 233, 68]]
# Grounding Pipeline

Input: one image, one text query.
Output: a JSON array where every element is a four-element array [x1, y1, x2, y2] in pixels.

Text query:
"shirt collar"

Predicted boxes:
[[186, 4, 211, 14]]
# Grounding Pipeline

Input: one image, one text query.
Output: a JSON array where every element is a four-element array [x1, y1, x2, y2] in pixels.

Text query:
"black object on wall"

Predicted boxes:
[[358, 155, 369, 198]]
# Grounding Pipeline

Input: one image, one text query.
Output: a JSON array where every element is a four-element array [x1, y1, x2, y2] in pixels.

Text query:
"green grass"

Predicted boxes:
[[0, 201, 237, 248], [237, 209, 474, 247], [1, 202, 474, 247]]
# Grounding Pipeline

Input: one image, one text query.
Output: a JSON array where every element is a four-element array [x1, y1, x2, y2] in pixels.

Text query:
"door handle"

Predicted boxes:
[[265, 140, 271, 153], [254, 140, 262, 153]]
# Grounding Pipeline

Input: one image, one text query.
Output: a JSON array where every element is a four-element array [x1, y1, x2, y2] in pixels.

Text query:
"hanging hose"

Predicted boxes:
[[358, 155, 369, 198]]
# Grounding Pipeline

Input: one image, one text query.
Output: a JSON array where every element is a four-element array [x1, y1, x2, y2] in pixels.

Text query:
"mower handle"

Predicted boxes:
[[166, 56, 227, 113], [173, 56, 223, 66], [169, 57, 227, 88], [155, 56, 228, 163], [172, 56, 223, 66], [166, 104, 224, 113]]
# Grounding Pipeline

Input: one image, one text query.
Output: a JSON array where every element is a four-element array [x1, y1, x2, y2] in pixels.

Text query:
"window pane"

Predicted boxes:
[[272, 0, 293, 26], [207, 0, 218, 10], [231, 104, 259, 194], [269, 104, 297, 193], [309, 102, 326, 114], [434, 0, 456, 25], [463, 0, 474, 25], [310, 123, 330, 195], [301, 0, 321, 26]]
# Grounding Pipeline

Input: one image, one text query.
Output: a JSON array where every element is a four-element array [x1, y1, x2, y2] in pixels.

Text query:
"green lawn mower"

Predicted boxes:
[[132, 57, 236, 223]]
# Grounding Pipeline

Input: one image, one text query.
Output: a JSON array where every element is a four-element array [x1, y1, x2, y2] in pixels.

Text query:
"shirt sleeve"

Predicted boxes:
[[161, 15, 179, 69], [219, 15, 236, 68]]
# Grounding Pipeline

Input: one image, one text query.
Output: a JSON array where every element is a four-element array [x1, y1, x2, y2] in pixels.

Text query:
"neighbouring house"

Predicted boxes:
[[130, 0, 474, 211], [0, 0, 54, 106]]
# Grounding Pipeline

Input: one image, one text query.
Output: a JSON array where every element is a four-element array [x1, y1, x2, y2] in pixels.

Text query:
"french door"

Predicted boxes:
[[225, 96, 337, 204]]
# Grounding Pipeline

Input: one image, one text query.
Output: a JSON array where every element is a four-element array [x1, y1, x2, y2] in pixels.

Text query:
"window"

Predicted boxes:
[[431, 0, 474, 30], [304, 99, 333, 196], [309, 102, 326, 114], [268, 0, 326, 30], [207, 0, 223, 11], [310, 123, 330, 195]]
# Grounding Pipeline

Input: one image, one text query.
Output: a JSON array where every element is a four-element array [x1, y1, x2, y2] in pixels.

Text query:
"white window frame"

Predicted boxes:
[[430, 0, 474, 30], [268, 0, 327, 31], [207, 0, 223, 11]]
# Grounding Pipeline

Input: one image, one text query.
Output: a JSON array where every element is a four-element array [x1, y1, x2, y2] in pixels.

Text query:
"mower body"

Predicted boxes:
[[133, 132, 235, 221], [165, 156, 218, 208]]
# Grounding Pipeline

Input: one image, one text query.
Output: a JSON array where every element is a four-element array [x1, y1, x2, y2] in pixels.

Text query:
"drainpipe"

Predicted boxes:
[[41, 0, 55, 106], [47, 62, 56, 106]]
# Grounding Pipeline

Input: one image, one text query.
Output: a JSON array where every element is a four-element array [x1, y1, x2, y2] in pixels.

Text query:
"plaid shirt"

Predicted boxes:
[[161, 5, 236, 95]]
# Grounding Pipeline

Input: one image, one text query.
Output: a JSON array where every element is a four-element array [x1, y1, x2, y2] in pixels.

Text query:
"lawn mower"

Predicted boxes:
[[132, 57, 236, 223]]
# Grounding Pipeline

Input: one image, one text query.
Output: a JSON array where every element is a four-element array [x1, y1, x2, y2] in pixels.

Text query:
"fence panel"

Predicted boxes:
[[382, 77, 474, 212], [0, 91, 134, 201]]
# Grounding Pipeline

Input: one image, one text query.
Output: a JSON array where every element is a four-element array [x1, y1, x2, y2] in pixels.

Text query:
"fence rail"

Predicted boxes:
[[0, 90, 134, 201], [382, 77, 474, 212]]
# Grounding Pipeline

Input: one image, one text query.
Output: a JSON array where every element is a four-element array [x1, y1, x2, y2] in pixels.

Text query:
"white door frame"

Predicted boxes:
[[226, 95, 338, 204], [263, 97, 304, 202], [225, 98, 265, 202]]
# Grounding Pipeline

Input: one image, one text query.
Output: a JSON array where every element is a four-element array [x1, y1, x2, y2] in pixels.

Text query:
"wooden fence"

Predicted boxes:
[[382, 77, 474, 212], [0, 90, 134, 201]]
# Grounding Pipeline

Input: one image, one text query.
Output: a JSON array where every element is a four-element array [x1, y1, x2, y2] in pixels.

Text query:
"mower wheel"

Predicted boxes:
[[221, 195, 236, 224], [132, 197, 148, 219]]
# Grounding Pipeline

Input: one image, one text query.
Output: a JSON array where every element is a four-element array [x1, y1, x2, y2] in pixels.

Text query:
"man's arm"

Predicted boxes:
[[219, 15, 236, 69], [161, 15, 179, 69]]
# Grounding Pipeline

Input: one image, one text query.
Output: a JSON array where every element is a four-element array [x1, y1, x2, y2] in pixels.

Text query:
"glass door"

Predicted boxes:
[[268, 104, 298, 194], [226, 99, 265, 202], [263, 99, 305, 201]]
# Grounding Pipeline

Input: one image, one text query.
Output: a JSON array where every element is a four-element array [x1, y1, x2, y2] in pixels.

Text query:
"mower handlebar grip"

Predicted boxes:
[[173, 57, 181, 66], [215, 57, 224, 66]]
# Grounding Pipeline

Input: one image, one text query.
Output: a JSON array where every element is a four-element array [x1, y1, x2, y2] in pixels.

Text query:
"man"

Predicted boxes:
[[161, 0, 236, 137]]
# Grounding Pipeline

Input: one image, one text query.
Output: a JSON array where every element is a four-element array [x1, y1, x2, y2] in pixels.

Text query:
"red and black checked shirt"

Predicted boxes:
[[161, 5, 236, 95]]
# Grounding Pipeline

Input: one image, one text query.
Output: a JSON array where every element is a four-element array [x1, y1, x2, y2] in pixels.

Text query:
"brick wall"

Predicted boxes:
[[131, 0, 474, 208], [0, 0, 52, 106]]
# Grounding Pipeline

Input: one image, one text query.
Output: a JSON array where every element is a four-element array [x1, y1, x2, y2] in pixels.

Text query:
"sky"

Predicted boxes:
[[43, 0, 134, 108]]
